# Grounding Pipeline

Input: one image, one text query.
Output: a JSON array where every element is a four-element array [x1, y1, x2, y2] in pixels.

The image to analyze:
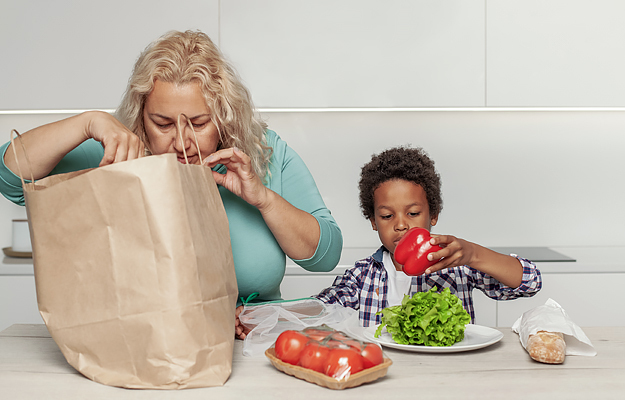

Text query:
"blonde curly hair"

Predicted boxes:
[[116, 30, 272, 178]]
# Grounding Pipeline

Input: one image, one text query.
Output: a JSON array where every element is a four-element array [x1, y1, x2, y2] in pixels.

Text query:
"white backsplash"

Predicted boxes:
[[1, 110, 624, 252]]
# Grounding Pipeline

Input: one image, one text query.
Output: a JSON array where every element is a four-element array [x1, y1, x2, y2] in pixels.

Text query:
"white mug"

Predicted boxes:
[[12, 219, 32, 253]]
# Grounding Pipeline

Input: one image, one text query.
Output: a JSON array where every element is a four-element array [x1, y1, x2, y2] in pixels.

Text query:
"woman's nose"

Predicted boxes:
[[173, 124, 192, 150]]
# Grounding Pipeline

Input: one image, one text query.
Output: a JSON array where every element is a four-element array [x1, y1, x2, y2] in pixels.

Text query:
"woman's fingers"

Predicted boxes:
[[113, 136, 130, 164], [87, 111, 143, 166], [124, 134, 143, 161], [205, 147, 250, 172], [205, 147, 269, 208], [99, 133, 131, 166], [99, 132, 145, 166]]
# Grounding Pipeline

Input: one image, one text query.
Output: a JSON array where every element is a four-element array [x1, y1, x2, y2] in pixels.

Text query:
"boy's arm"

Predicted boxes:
[[425, 235, 523, 288], [314, 267, 363, 309]]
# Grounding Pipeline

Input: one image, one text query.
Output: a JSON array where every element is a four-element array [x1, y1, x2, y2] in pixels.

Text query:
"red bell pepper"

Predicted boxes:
[[394, 227, 442, 276]]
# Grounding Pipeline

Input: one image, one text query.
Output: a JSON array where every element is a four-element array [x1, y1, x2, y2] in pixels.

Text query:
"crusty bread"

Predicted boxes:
[[526, 330, 566, 364]]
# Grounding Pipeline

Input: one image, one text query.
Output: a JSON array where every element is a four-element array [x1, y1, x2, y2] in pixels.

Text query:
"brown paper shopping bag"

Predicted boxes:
[[20, 152, 238, 389]]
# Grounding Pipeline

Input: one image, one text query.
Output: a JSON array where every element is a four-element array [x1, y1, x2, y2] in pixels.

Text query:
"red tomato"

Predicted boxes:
[[360, 343, 384, 369], [275, 330, 309, 365], [330, 332, 349, 341], [341, 339, 363, 351], [304, 328, 333, 341], [298, 342, 330, 373], [324, 347, 364, 379], [325, 339, 345, 348]]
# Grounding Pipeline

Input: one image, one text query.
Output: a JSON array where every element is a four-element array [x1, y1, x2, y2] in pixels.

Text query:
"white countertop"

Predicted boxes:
[[3, 246, 625, 276], [1, 323, 624, 399]]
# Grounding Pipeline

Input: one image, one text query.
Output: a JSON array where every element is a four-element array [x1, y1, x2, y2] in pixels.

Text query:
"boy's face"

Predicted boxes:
[[369, 179, 438, 270]]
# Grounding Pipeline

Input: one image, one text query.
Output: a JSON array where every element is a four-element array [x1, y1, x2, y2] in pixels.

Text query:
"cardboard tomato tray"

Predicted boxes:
[[265, 347, 392, 390]]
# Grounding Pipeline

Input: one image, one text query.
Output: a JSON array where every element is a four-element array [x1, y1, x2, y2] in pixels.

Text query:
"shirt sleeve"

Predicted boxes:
[[0, 139, 104, 206], [469, 256, 543, 300], [314, 266, 362, 309], [266, 130, 343, 272], [0, 141, 27, 205]]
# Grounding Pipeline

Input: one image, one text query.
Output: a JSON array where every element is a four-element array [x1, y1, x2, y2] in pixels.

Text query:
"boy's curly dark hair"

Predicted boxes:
[[358, 146, 443, 220]]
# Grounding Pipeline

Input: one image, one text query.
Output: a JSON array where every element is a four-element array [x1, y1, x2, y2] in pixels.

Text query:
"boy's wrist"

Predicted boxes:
[[465, 241, 487, 269]]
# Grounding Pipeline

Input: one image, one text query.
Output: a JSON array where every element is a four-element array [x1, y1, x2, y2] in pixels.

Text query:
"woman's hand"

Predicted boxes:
[[203, 147, 269, 209], [235, 305, 251, 340], [84, 111, 145, 167], [204, 146, 320, 260], [4, 111, 144, 180]]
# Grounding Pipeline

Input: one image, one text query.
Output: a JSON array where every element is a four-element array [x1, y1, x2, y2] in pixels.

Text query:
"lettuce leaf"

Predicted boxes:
[[374, 287, 471, 346]]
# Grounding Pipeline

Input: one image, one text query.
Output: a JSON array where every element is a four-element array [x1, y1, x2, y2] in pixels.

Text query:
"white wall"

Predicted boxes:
[[2, 110, 624, 250], [2, 1, 625, 251], [262, 110, 625, 248]]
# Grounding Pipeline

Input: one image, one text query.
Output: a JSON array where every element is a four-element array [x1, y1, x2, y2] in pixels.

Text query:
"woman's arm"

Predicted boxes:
[[255, 186, 321, 260], [4, 111, 143, 180], [205, 147, 320, 260]]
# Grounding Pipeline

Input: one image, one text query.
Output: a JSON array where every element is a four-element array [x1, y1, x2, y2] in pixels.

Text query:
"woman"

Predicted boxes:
[[0, 30, 343, 339]]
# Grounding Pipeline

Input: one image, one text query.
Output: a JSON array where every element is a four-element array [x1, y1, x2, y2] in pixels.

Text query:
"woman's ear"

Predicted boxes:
[[369, 218, 378, 231]]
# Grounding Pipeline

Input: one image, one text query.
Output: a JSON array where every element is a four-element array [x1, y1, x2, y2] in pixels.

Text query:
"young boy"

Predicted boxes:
[[315, 146, 542, 327]]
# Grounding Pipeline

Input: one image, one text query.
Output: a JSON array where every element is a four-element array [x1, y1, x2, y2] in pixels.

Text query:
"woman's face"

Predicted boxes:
[[143, 79, 219, 165]]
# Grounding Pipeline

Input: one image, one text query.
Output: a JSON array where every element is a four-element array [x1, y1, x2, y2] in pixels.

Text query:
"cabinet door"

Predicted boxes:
[[472, 289, 497, 328], [222, 0, 485, 107], [0, 276, 42, 331], [1, 1, 219, 110], [487, 0, 625, 106], [280, 275, 340, 300], [497, 273, 625, 327]]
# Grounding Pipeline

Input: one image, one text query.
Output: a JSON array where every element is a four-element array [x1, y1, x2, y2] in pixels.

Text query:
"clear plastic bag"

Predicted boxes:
[[265, 324, 392, 389], [239, 298, 361, 357]]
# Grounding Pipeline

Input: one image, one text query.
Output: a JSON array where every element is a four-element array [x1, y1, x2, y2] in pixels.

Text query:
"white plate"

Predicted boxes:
[[363, 324, 504, 353]]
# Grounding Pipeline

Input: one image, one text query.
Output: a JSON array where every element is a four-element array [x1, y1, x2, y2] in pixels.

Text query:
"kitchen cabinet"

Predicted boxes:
[[280, 270, 496, 328], [497, 273, 625, 327], [281, 246, 625, 328], [0, 275, 42, 332], [0, 0, 219, 110], [283, 274, 496, 327], [281, 270, 625, 328], [496, 246, 625, 327], [221, 0, 485, 108], [6, 1, 625, 110], [487, 0, 625, 106], [3, 246, 623, 331]]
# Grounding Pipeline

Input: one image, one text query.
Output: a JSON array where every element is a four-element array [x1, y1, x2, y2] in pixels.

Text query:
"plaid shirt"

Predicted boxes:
[[315, 247, 542, 327]]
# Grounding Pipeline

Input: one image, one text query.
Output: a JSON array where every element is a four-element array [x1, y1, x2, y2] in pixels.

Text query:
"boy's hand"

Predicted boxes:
[[423, 235, 477, 274], [424, 234, 524, 288]]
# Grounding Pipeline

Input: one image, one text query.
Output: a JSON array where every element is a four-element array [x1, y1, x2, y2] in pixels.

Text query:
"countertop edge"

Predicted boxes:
[[3, 246, 625, 276]]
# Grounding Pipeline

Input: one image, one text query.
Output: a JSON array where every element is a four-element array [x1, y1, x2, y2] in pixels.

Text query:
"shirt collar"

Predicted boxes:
[[372, 246, 387, 265]]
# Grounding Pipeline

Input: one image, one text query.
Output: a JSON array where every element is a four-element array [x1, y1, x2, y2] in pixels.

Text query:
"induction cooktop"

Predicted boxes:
[[488, 247, 575, 262]]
